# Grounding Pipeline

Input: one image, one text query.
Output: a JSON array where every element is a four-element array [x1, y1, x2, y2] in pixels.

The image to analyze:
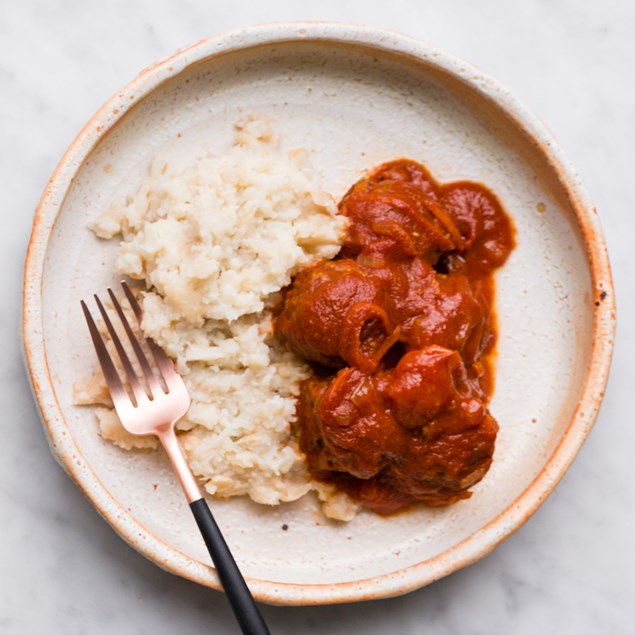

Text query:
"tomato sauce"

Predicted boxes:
[[275, 159, 514, 514]]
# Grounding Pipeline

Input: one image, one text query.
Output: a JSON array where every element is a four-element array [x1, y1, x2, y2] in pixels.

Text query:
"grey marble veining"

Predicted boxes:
[[1, 0, 633, 633]]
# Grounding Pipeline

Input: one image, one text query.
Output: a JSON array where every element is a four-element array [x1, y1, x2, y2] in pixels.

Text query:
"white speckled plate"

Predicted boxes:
[[23, 23, 615, 605]]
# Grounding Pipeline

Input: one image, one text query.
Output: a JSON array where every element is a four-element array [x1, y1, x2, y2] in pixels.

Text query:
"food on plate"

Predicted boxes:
[[77, 115, 514, 520], [275, 159, 514, 514]]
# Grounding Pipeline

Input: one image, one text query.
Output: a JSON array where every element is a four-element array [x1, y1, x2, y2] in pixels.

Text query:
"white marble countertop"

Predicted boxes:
[[2, 1, 633, 633]]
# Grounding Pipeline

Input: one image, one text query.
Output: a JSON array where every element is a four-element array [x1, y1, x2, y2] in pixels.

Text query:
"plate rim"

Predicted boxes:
[[22, 21, 616, 605]]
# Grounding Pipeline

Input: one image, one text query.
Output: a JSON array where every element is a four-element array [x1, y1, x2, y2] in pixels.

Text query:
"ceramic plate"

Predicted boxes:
[[23, 23, 615, 605]]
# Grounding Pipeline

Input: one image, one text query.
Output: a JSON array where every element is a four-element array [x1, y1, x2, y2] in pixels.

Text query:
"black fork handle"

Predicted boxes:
[[190, 498, 271, 635]]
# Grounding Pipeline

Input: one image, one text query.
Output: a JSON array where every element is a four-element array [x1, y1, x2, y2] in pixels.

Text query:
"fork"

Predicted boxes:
[[81, 282, 271, 635]]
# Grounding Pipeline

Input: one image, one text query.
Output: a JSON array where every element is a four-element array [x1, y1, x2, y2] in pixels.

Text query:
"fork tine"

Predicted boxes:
[[81, 301, 128, 404], [121, 282, 181, 386], [107, 288, 164, 398], [93, 294, 147, 406], [121, 280, 143, 322]]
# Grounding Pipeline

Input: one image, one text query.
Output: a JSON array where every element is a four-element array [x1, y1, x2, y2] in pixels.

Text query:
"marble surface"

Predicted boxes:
[[1, 0, 633, 633]]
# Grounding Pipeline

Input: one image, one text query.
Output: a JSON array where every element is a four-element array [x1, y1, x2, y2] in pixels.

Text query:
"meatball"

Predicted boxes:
[[390, 412, 499, 505], [380, 346, 464, 428], [340, 179, 463, 261], [364, 257, 492, 364], [298, 369, 408, 480], [402, 268, 491, 364], [276, 259, 399, 373]]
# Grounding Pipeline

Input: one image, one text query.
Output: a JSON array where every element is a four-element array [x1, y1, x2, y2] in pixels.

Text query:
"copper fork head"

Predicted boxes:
[[80, 282, 191, 436]]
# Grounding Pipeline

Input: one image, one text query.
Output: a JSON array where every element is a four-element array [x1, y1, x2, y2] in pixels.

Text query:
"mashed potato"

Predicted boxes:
[[79, 115, 358, 519]]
